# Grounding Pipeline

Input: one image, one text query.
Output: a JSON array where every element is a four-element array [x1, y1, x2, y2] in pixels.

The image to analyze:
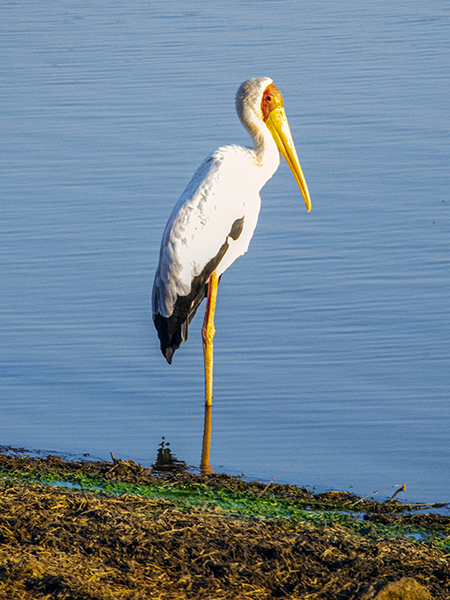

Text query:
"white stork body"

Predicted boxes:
[[153, 140, 279, 316], [152, 77, 311, 404]]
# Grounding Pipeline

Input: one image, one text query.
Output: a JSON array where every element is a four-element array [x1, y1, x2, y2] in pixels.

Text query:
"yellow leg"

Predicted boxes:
[[202, 270, 219, 407]]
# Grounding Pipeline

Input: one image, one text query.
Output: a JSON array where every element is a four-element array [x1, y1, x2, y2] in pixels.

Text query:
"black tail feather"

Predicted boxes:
[[153, 283, 207, 364]]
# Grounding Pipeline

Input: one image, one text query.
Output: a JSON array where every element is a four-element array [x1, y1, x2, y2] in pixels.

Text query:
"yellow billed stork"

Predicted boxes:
[[152, 77, 311, 407]]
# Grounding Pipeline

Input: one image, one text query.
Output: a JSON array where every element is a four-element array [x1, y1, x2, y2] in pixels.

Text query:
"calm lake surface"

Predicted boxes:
[[1, 0, 449, 505]]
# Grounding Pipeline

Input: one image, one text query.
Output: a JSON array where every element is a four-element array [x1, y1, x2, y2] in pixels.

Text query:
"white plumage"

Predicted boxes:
[[152, 77, 311, 404]]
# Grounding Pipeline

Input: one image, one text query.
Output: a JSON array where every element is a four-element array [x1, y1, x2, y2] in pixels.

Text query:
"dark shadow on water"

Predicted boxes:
[[152, 403, 214, 476]]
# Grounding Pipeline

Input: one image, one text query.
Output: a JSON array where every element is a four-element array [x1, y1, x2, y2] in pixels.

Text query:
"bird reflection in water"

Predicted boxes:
[[152, 437, 187, 474], [152, 425, 213, 475], [200, 404, 213, 474]]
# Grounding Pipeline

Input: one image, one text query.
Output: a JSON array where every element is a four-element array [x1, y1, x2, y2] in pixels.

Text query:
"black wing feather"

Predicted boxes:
[[153, 217, 244, 364]]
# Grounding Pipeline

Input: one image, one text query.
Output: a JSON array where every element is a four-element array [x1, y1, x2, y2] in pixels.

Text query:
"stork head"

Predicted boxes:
[[236, 77, 311, 212]]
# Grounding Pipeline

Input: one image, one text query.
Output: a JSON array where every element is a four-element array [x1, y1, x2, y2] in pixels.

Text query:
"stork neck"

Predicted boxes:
[[248, 119, 281, 185]]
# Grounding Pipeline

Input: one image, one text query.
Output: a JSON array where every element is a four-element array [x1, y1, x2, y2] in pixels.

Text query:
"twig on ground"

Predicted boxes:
[[257, 460, 300, 498]]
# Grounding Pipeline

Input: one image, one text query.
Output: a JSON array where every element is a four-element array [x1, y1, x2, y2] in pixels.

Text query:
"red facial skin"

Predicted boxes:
[[261, 83, 284, 122]]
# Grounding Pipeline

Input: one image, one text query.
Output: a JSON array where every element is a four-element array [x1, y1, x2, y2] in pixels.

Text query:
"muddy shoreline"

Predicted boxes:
[[0, 449, 449, 599]]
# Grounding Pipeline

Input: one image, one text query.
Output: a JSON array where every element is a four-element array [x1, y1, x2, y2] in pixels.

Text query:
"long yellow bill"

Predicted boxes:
[[265, 107, 311, 212]]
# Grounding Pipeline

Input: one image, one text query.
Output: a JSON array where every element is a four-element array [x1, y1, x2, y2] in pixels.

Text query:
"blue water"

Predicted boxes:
[[1, 0, 449, 505]]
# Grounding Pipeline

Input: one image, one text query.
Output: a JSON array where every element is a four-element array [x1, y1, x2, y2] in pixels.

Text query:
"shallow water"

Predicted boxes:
[[1, 0, 449, 505]]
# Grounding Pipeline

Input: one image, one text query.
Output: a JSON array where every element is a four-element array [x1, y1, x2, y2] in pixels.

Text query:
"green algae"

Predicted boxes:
[[1, 461, 449, 554]]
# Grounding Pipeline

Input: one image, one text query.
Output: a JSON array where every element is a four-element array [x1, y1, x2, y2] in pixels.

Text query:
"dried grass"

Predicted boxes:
[[0, 452, 449, 599]]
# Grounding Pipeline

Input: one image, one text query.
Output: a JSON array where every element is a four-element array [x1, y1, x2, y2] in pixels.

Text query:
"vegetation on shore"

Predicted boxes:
[[0, 449, 449, 598]]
